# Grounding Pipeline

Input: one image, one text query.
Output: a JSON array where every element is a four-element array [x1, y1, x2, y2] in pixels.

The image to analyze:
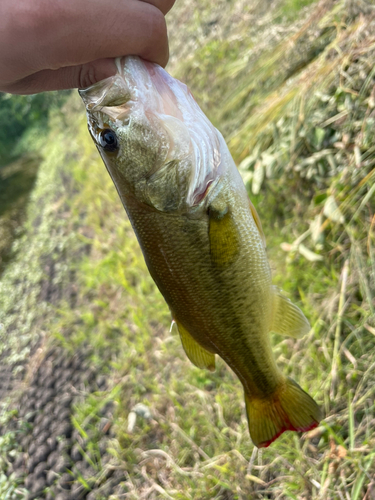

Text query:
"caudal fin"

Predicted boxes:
[[245, 378, 321, 448]]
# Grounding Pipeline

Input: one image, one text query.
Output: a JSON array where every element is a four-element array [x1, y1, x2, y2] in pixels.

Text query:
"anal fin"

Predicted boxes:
[[270, 286, 311, 338], [172, 320, 215, 371]]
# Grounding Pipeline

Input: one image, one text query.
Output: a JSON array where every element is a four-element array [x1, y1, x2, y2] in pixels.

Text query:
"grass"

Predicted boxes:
[[1, 0, 375, 498], [0, 156, 39, 274]]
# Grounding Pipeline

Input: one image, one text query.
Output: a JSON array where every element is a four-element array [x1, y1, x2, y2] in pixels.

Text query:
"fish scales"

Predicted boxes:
[[80, 56, 322, 448], [125, 190, 275, 395]]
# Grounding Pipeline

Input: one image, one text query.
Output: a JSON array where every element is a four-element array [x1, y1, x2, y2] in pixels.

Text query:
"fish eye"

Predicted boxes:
[[99, 129, 119, 152]]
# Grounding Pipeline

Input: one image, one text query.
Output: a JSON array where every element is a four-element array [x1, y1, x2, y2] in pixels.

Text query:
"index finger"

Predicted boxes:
[[4, 0, 170, 85], [43, 0, 170, 69]]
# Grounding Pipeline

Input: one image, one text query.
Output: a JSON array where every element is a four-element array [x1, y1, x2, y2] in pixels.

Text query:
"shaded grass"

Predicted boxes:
[[0, 156, 39, 273]]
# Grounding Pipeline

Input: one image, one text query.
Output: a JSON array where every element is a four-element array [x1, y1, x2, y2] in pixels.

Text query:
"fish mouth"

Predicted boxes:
[[79, 56, 182, 121], [79, 73, 133, 125], [79, 74, 131, 110]]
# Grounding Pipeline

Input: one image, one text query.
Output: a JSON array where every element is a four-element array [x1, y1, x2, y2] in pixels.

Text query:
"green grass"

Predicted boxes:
[[0, 156, 39, 274], [279, 0, 317, 21], [1, 0, 375, 498]]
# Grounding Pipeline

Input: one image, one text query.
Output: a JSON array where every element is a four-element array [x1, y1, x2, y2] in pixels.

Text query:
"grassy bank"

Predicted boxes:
[[1, 0, 374, 498], [0, 91, 71, 274]]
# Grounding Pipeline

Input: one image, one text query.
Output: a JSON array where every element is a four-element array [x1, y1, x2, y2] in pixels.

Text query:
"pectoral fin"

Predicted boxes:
[[270, 286, 311, 338], [172, 320, 215, 371], [208, 200, 240, 267], [249, 199, 266, 248]]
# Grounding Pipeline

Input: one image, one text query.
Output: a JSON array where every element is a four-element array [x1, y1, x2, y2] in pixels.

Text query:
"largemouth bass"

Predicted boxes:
[[80, 56, 321, 448]]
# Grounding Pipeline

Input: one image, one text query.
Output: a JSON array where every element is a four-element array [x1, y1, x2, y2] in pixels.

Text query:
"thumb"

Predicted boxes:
[[3, 59, 118, 95]]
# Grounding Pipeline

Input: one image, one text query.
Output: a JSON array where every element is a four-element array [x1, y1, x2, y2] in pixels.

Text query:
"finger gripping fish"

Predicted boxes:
[[80, 56, 321, 448]]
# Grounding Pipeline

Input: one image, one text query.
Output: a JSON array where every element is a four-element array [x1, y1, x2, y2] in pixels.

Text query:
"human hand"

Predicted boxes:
[[0, 0, 175, 94]]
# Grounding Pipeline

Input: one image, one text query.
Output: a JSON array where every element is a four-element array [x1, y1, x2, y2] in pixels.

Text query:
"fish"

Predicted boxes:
[[79, 56, 321, 448]]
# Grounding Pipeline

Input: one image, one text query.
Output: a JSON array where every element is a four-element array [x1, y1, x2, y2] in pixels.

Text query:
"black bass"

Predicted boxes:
[[79, 56, 321, 447]]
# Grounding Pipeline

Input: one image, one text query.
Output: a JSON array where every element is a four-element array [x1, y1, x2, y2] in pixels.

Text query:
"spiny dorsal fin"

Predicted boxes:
[[208, 200, 240, 267], [172, 320, 215, 371], [249, 199, 266, 248], [270, 286, 310, 338]]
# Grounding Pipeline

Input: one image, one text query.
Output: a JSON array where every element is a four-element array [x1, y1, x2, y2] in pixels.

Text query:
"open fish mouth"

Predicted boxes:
[[79, 74, 131, 110], [79, 56, 224, 207], [79, 57, 181, 121], [79, 71, 133, 130]]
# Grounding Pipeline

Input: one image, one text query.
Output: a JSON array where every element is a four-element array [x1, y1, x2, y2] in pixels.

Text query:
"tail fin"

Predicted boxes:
[[245, 378, 321, 448]]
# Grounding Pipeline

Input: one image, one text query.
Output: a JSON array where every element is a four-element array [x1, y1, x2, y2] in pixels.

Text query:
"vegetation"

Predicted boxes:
[[0, 0, 374, 498], [0, 92, 70, 167], [0, 91, 70, 273]]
